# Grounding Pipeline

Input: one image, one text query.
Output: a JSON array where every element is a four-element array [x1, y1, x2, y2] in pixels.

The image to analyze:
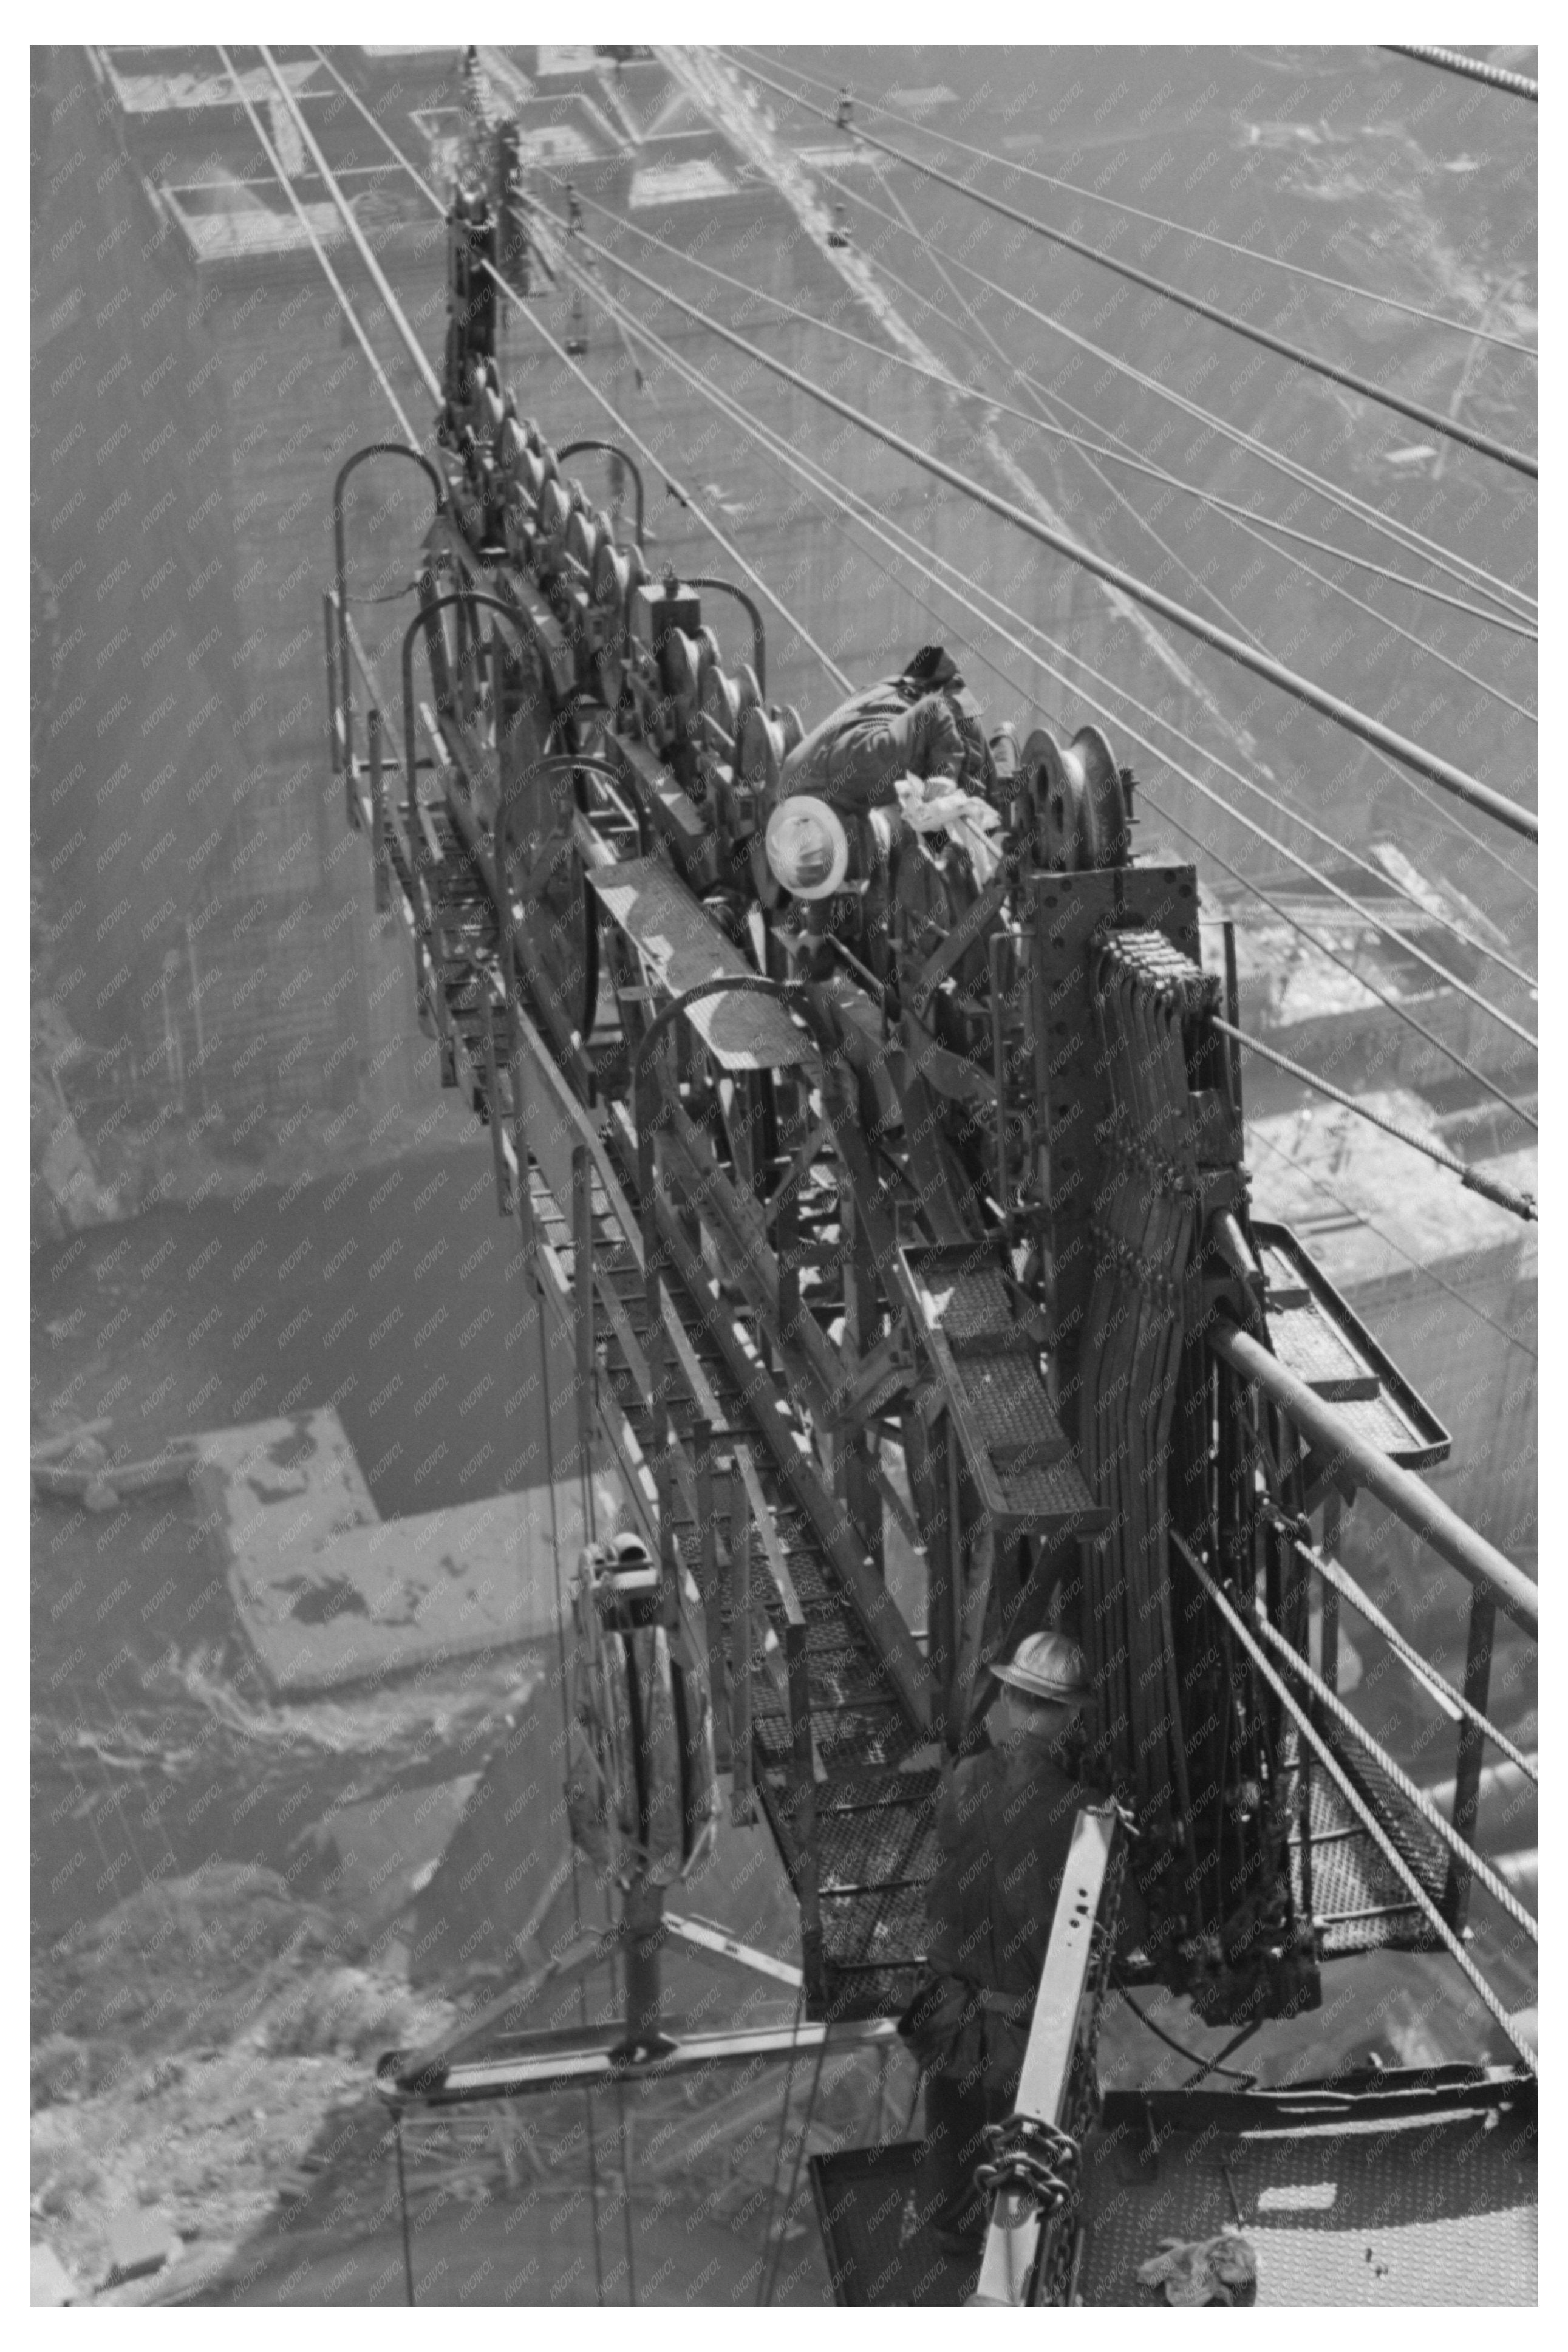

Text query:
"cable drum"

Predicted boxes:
[[564, 1538, 720, 1892]]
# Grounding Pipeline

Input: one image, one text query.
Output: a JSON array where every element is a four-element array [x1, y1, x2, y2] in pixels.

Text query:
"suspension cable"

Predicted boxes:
[[734, 45, 1539, 358], [575, 250, 1537, 1054], [1214, 1021, 1536, 1221], [1173, 1535, 1536, 2073], [861, 166, 1538, 741], [820, 165, 1538, 624], [1385, 45, 1538, 101], [819, 170, 1539, 1003], [556, 175, 1535, 645], [1246, 1127, 1537, 1366], [729, 53, 1538, 480], [556, 251, 1539, 1123], [814, 176, 1540, 893], [216, 46, 424, 444], [258, 45, 442, 403], [567, 221, 1534, 841], [291, 47, 852, 697]]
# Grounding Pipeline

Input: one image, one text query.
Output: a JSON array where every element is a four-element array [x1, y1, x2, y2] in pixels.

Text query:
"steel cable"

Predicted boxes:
[[555, 174, 1536, 643], [1213, 1021, 1536, 1219], [734, 44, 1539, 356], [217, 46, 424, 443], [728, 52, 1538, 478], [567, 250, 1538, 1068], [550, 263, 1538, 1209], [818, 165, 1540, 901], [304, 58, 1537, 1212], [565, 217, 1534, 839], [1384, 46, 1538, 101], [817, 166, 1537, 623], [1246, 1126, 1537, 1365]]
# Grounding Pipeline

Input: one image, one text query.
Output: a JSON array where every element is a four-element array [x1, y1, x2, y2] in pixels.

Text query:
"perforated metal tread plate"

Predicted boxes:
[[811, 2101, 1536, 2305], [1284, 1722, 1452, 1958], [1075, 2107, 1536, 2305], [902, 1244, 1103, 1527]]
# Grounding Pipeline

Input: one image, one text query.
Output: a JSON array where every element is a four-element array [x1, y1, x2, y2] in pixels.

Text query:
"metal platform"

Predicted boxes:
[[811, 2078, 1536, 2305], [901, 1243, 1105, 1532]]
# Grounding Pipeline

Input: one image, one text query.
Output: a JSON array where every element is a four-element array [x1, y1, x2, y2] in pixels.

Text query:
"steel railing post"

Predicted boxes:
[[1444, 1590, 1497, 1931]]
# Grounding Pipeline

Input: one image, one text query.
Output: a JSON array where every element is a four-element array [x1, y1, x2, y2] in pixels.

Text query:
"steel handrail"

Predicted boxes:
[[1207, 1318, 1536, 1640], [333, 444, 445, 780]]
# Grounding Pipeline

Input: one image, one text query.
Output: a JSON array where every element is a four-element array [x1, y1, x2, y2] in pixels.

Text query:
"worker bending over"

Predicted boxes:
[[901, 1634, 1093, 2257], [759, 644, 1018, 929]]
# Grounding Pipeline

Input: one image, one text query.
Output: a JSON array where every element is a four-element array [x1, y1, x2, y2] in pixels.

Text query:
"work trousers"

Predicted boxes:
[[919, 2065, 1020, 2238]]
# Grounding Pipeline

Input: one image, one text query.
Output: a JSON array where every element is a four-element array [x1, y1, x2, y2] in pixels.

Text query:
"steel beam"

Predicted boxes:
[[378, 2014, 900, 2108], [969, 1806, 1120, 2308]]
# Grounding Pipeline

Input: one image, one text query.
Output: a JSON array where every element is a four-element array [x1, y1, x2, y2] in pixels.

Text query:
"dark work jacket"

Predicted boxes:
[[777, 678, 969, 816], [915, 1742, 1085, 2092]]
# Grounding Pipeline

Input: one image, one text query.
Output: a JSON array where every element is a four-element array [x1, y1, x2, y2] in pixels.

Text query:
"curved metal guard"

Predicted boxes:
[[334, 443, 445, 778], [684, 576, 767, 700], [558, 438, 646, 547]]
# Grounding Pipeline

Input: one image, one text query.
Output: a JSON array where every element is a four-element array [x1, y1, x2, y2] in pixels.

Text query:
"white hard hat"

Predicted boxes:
[[991, 1632, 1090, 1705], [765, 795, 850, 899]]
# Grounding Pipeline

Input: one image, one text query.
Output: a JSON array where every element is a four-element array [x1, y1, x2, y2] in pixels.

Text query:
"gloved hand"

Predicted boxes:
[[1137, 2232, 1258, 2306]]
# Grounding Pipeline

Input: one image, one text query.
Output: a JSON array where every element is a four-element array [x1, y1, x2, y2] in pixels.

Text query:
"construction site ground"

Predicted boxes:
[[31, 1142, 1538, 2304]]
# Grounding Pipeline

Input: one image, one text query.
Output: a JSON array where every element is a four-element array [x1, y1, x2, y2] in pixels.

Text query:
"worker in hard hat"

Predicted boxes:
[[759, 646, 1018, 978], [901, 1632, 1093, 2257], [773, 643, 1000, 821]]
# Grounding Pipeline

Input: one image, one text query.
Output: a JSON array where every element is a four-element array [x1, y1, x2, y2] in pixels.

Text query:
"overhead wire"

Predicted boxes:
[[544, 238, 1539, 1122], [554, 177, 1535, 644], [1213, 1021, 1536, 1219], [728, 52, 1539, 479], [216, 45, 425, 443], [734, 44, 1539, 358], [860, 166, 1538, 809], [819, 162, 1536, 624], [322, 30, 1539, 858], [564, 217, 1535, 840], [823, 167, 1541, 901], [800, 185, 1540, 963], [561, 232, 1537, 1052]]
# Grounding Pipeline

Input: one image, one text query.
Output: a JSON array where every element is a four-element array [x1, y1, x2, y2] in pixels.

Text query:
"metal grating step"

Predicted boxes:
[[1284, 1722, 1452, 1957]]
